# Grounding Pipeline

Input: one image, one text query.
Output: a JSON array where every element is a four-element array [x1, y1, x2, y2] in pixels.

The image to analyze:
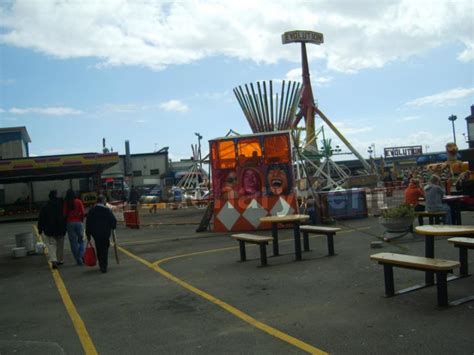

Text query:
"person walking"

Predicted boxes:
[[64, 189, 86, 265], [424, 175, 452, 224], [86, 195, 117, 273], [37, 190, 66, 269], [128, 185, 140, 210]]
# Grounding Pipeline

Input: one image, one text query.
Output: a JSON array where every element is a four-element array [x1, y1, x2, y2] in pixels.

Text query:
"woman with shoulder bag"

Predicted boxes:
[[64, 189, 86, 265]]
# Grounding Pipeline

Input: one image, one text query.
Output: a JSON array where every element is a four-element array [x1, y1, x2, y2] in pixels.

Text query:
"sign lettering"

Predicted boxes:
[[384, 146, 423, 158], [281, 31, 324, 45]]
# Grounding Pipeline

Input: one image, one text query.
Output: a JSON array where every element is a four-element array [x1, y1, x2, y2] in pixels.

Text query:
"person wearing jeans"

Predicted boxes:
[[64, 189, 85, 265]]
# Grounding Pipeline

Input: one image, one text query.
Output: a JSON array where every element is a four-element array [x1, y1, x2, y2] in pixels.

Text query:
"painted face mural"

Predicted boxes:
[[221, 170, 238, 199], [240, 168, 262, 197], [267, 164, 289, 195]]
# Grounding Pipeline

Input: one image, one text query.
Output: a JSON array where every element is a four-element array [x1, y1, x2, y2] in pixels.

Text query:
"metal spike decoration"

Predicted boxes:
[[233, 80, 302, 133]]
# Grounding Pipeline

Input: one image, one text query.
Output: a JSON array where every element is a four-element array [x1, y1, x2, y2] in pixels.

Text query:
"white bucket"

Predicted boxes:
[[12, 247, 27, 258], [15, 232, 36, 252], [35, 242, 46, 255]]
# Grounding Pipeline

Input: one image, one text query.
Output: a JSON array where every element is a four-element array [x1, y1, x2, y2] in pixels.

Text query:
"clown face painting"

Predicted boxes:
[[266, 164, 290, 195]]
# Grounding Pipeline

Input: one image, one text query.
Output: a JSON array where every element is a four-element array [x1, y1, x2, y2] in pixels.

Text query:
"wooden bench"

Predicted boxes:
[[415, 211, 447, 226], [232, 234, 273, 266], [299, 225, 341, 255], [370, 252, 459, 307], [448, 237, 474, 277]]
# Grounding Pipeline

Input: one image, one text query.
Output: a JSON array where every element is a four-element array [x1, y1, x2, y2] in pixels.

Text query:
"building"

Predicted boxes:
[[0, 126, 31, 159]]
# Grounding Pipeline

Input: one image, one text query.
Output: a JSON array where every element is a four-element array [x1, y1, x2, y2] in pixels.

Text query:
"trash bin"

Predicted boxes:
[[15, 232, 35, 253], [123, 210, 140, 229]]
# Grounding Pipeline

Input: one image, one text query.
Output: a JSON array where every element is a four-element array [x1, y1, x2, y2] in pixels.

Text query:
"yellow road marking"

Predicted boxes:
[[33, 226, 98, 355], [119, 245, 327, 354]]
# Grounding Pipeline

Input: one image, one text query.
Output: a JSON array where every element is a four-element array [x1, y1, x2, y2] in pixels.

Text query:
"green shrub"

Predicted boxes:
[[381, 204, 415, 219]]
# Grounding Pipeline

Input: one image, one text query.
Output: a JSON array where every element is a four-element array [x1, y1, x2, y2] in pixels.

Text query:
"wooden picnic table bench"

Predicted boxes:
[[448, 237, 474, 276], [299, 225, 341, 255], [370, 252, 459, 307], [415, 211, 447, 225], [232, 234, 273, 267]]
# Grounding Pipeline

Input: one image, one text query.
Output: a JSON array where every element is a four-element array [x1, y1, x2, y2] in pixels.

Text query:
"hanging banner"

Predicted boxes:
[[384, 145, 422, 158]]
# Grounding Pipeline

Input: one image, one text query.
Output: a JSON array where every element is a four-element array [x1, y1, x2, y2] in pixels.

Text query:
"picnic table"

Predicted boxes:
[[415, 225, 474, 284], [418, 195, 466, 225], [260, 214, 309, 261]]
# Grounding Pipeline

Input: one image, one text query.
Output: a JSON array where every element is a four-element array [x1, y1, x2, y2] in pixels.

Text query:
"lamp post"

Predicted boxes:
[[367, 143, 375, 158], [194, 132, 203, 169], [448, 114, 457, 144]]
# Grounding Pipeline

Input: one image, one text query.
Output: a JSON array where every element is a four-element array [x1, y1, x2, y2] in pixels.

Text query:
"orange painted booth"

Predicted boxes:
[[210, 131, 298, 232]]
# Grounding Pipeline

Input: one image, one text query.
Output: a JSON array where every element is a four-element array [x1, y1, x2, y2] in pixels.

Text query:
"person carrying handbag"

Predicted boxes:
[[63, 189, 86, 265], [85, 195, 117, 273]]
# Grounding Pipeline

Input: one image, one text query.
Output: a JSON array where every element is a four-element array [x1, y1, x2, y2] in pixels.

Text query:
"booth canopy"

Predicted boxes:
[[0, 153, 119, 184]]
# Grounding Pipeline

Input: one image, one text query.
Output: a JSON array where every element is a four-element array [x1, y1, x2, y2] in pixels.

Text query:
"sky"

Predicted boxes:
[[0, 0, 473, 162]]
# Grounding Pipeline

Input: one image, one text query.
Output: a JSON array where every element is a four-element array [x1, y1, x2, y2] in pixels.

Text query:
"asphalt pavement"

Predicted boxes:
[[1, 209, 473, 354]]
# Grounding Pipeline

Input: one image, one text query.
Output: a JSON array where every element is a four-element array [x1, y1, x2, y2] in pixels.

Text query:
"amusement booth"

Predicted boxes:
[[210, 131, 298, 232]]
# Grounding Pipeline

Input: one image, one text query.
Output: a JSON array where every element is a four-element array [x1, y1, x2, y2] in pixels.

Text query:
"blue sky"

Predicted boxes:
[[0, 0, 473, 161]]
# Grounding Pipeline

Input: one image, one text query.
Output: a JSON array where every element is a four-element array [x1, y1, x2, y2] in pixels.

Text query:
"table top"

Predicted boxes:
[[415, 225, 474, 236], [418, 195, 466, 202], [443, 195, 466, 201], [260, 214, 310, 223]]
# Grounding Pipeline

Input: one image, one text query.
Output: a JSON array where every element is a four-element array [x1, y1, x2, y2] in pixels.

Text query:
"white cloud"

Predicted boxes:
[[328, 121, 373, 135], [0, 0, 472, 73], [159, 100, 189, 113], [405, 87, 474, 108], [194, 91, 230, 101], [9, 106, 83, 115], [135, 119, 147, 123], [285, 68, 332, 86], [0, 108, 4, 113], [399, 115, 421, 122]]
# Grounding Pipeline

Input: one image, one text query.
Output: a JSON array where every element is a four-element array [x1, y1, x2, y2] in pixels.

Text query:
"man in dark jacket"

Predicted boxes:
[[38, 190, 66, 269], [86, 195, 117, 273]]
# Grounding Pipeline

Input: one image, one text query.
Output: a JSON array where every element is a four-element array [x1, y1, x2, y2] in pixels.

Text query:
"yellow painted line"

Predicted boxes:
[[32, 226, 98, 355], [118, 246, 327, 354]]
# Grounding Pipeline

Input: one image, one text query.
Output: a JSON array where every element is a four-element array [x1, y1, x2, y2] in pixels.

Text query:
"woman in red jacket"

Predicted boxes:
[[64, 189, 85, 265]]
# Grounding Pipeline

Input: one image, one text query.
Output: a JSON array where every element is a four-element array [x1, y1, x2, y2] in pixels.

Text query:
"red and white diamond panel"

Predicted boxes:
[[214, 195, 298, 232]]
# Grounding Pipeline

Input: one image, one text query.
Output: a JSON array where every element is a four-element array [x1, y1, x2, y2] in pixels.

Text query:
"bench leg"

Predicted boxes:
[[418, 215, 424, 226], [327, 233, 335, 256], [436, 271, 449, 307], [271, 223, 279, 256], [459, 246, 469, 276], [293, 222, 302, 261], [383, 264, 395, 297], [238, 241, 246, 262], [425, 236, 435, 285], [259, 243, 268, 267], [303, 231, 310, 252]]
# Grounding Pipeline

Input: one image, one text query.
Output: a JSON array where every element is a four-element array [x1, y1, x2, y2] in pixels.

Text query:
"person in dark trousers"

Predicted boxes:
[[128, 185, 140, 210], [38, 190, 66, 269], [86, 195, 117, 273]]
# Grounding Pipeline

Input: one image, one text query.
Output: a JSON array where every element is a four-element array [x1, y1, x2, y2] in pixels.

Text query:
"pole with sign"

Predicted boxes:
[[282, 30, 323, 149]]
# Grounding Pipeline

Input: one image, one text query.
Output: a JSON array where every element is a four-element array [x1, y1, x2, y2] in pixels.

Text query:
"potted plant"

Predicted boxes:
[[379, 204, 416, 233]]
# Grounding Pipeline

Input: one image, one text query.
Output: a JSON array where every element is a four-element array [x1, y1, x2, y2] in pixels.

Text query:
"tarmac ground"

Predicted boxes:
[[1, 208, 473, 354]]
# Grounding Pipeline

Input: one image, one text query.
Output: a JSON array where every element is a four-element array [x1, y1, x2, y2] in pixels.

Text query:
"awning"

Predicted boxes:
[[0, 153, 119, 184]]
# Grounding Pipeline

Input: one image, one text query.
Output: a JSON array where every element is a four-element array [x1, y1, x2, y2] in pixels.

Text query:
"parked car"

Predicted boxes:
[[137, 185, 162, 204]]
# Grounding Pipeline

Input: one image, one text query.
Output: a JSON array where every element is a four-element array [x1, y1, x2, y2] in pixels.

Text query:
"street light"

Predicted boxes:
[[367, 143, 375, 158], [448, 114, 457, 144]]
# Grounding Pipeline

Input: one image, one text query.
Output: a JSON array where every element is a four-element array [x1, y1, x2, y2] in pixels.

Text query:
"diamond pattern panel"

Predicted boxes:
[[216, 201, 240, 230], [271, 197, 295, 217], [242, 199, 268, 228]]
